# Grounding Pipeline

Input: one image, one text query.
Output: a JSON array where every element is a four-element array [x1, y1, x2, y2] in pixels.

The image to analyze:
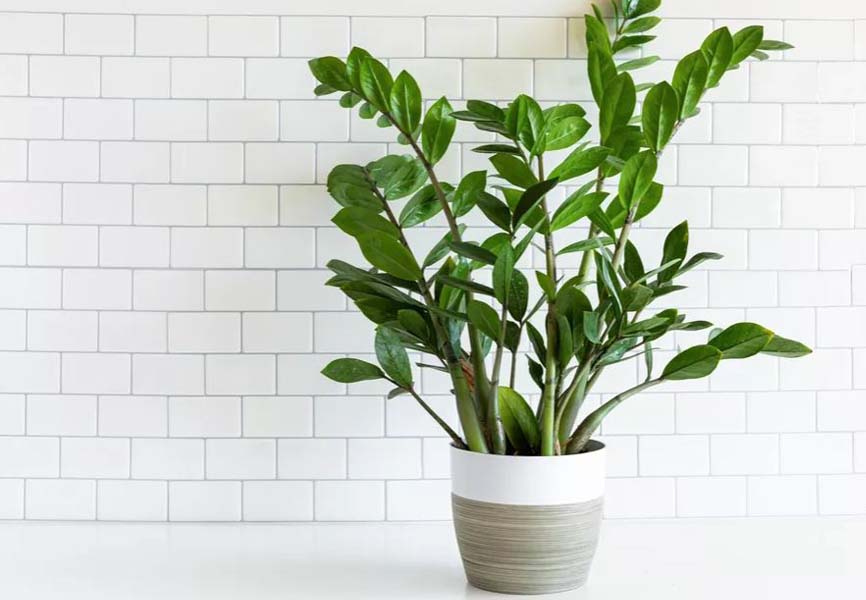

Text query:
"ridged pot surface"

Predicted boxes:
[[450, 442, 606, 595]]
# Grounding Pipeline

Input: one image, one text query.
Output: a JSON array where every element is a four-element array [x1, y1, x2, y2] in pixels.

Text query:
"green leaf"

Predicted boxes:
[[467, 300, 501, 340], [357, 231, 422, 281], [397, 309, 429, 342], [498, 387, 540, 452], [542, 116, 590, 152], [550, 190, 608, 231], [451, 170, 486, 218], [708, 322, 773, 359], [596, 252, 623, 315], [512, 178, 559, 229], [672, 50, 708, 119], [759, 39, 794, 51], [599, 72, 636, 142], [399, 185, 441, 228], [661, 345, 722, 380], [358, 57, 393, 111], [490, 153, 537, 189], [421, 97, 455, 165], [587, 42, 618, 105], [761, 335, 812, 358], [436, 274, 495, 297], [589, 206, 617, 238], [472, 143, 522, 155], [508, 270, 529, 321], [326, 164, 380, 210], [535, 271, 557, 300], [622, 282, 652, 311], [624, 16, 660, 33], [308, 56, 352, 91], [333, 207, 398, 238], [617, 55, 660, 72], [475, 191, 512, 232], [548, 145, 610, 182], [448, 241, 497, 266], [731, 25, 764, 65], [625, 0, 661, 18], [557, 235, 615, 256], [358, 102, 377, 119], [314, 83, 336, 96], [584, 14, 611, 55], [623, 241, 645, 283], [701, 27, 734, 88], [658, 220, 689, 282], [583, 311, 602, 344], [608, 181, 663, 228], [618, 150, 657, 210], [504, 95, 545, 154], [642, 81, 678, 153], [613, 34, 656, 54], [321, 358, 385, 383], [423, 225, 464, 268], [339, 91, 363, 108], [346, 47, 372, 89], [382, 158, 427, 200], [492, 245, 515, 305], [375, 327, 413, 387], [678, 251, 723, 275], [389, 70, 422, 134]]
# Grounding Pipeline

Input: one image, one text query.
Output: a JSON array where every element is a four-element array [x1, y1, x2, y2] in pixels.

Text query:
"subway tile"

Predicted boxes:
[[136, 16, 207, 56]]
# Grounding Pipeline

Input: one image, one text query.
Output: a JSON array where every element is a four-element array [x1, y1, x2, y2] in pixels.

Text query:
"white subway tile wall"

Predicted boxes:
[[0, 4, 863, 522]]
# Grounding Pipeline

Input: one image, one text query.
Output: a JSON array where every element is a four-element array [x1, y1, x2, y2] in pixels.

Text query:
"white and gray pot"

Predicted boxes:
[[450, 441, 606, 595]]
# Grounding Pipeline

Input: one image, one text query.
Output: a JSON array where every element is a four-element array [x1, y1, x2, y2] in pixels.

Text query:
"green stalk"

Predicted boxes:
[[566, 378, 661, 454], [488, 299, 510, 454], [407, 387, 466, 449], [378, 195, 488, 452]]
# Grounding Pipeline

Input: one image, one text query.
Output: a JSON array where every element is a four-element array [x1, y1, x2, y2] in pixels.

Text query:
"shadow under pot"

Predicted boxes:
[[450, 441, 606, 595]]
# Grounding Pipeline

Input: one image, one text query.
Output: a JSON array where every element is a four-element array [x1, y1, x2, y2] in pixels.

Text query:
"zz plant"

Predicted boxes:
[[310, 0, 810, 456]]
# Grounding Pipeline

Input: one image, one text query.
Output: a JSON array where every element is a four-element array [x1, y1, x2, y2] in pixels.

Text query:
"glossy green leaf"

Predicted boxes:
[[321, 358, 385, 383], [584, 14, 611, 55], [672, 50, 708, 119], [490, 153, 537, 189], [436, 274, 495, 297], [709, 322, 773, 359], [623, 240, 645, 283], [399, 185, 441, 228], [587, 42, 617, 104], [678, 251, 723, 275], [346, 47, 372, 89], [498, 387, 540, 452], [308, 56, 352, 91], [658, 220, 689, 283], [375, 327, 413, 387], [761, 335, 812, 358], [382, 158, 427, 200], [642, 81, 678, 152], [548, 145, 610, 182], [467, 300, 501, 340], [326, 164, 381, 210], [422, 225, 465, 268], [583, 311, 602, 344], [535, 271, 557, 300], [624, 16, 660, 33], [701, 27, 734, 88], [661, 345, 722, 380], [492, 245, 515, 305], [618, 150, 658, 210], [599, 72, 636, 142], [512, 178, 558, 229], [448, 241, 497, 266], [607, 181, 663, 228], [613, 34, 656, 54], [451, 170, 486, 218], [542, 116, 590, 151], [731, 25, 764, 65], [357, 231, 422, 281], [505, 94, 545, 153], [550, 191, 608, 231], [358, 57, 393, 111], [472, 143, 522, 155], [557, 236, 615, 256], [759, 39, 794, 51], [475, 191, 512, 232], [333, 207, 398, 238], [421, 97, 455, 165], [389, 70, 422, 134], [625, 0, 661, 18], [508, 269, 529, 321], [617, 55, 660, 72]]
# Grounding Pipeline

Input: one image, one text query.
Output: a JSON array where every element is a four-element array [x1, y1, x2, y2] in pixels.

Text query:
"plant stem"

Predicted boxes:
[[566, 378, 661, 454], [487, 299, 510, 454], [377, 192, 488, 452], [575, 168, 607, 284], [406, 387, 466, 449]]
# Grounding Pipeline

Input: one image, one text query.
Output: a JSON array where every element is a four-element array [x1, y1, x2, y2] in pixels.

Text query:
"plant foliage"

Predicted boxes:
[[310, 1, 808, 455]]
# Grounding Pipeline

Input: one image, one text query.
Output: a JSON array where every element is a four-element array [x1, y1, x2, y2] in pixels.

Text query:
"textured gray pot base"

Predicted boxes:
[[452, 494, 604, 595]]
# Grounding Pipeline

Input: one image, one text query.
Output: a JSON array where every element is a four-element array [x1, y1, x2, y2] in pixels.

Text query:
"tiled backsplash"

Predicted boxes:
[[0, 1, 865, 521]]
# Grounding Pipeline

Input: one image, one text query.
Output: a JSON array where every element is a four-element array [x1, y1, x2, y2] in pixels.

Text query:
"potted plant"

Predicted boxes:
[[309, 0, 809, 594]]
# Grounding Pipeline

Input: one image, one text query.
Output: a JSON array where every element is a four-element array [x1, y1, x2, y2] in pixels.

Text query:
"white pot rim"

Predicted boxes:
[[450, 440, 606, 506]]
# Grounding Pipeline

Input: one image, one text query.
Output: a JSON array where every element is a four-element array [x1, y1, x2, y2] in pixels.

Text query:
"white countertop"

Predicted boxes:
[[1, 517, 864, 599]]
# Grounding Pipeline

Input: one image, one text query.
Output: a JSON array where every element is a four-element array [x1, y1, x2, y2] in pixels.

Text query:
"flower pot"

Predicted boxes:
[[450, 441, 606, 595]]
